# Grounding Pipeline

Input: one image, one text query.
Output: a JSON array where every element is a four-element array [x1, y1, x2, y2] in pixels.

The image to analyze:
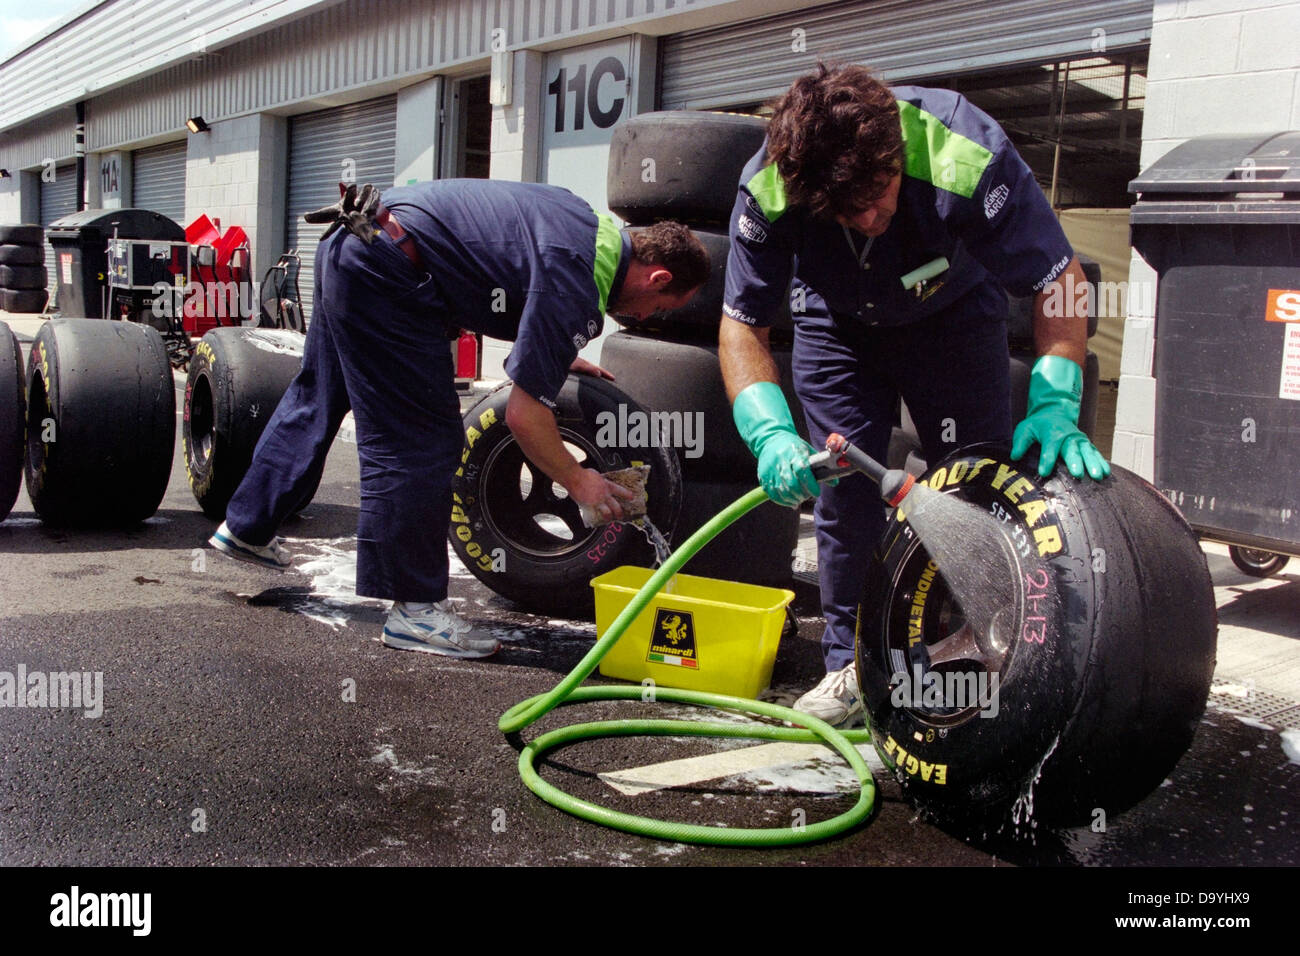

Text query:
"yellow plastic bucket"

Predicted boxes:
[[591, 565, 795, 699]]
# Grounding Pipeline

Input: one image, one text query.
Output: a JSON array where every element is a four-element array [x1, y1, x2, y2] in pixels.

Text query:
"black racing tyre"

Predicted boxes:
[[0, 245, 43, 267], [24, 318, 175, 526], [856, 444, 1217, 827], [1006, 253, 1102, 346], [607, 111, 768, 226], [0, 225, 43, 246], [183, 327, 313, 520], [1, 288, 49, 314], [0, 265, 47, 290], [672, 476, 799, 587], [1228, 545, 1290, 578], [450, 374, 684, 617], [1, 322, 24, 521], [598, 330, 805, 477], [617, 227, 793, 341]]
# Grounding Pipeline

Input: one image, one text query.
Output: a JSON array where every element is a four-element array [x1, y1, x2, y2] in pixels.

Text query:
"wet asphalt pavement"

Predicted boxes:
[[1, 356, 1297, 870]]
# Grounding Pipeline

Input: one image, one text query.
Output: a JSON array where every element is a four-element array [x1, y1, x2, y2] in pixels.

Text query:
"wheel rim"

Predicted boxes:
[[187, 371, 216, 470], [479, 428, 606, 559], [1237, 547, 1278, 568], [880, 508, 1027, 730]]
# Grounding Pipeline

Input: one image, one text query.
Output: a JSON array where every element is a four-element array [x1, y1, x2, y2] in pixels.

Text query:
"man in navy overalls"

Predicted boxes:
[[720, 65, 1109, 725], [211, 179, 707, 657]]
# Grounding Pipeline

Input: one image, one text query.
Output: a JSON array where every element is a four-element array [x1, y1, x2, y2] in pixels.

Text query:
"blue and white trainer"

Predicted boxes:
[[381, 600, 500, 658], [792, 664, 865, 728], [208, 521, 293, 571]]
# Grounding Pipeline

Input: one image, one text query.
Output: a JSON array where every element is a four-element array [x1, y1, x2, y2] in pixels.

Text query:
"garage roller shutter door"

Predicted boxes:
[[40, 165, 78, 305], [286, 96, 397, 323], [659, 0, 1152, 110], [132, 141, 188, 224]]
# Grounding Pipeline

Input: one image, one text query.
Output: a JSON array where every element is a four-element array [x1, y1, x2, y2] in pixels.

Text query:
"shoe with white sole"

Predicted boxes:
[[208, 521, 292, 571], [792, 663, 865, 728], [381, 600, 500, 658]]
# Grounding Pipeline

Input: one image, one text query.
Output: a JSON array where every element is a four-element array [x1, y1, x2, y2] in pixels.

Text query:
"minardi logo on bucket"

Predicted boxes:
[[595, 403, 704, 459], [647, 607, 698, 669], [50, 886, 151, 936], [890, 663, 1000, 718]]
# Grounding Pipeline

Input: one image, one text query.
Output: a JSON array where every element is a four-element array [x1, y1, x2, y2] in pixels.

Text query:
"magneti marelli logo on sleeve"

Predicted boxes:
[[647, 607, 698, 669]]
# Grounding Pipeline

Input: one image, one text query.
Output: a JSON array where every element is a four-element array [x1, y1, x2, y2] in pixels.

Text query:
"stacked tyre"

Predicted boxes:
[[0, 225, 49, 315], [601, 111, 803, 588]]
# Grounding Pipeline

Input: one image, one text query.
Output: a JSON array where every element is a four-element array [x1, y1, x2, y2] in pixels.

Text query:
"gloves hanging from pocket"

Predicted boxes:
[[303, 183, 381, 244]]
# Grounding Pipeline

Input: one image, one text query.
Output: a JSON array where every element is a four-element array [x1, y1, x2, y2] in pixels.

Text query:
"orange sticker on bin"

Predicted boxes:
[[1266, 289, 1300, 322]]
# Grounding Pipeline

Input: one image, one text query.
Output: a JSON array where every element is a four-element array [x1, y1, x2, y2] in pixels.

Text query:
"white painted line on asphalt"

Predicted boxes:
[[600, 741, 885, 796]]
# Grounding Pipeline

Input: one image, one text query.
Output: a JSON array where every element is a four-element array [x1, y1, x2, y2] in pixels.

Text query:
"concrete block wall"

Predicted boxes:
[[1114, 0, 1300, 479], [185, 114, 287, 276]]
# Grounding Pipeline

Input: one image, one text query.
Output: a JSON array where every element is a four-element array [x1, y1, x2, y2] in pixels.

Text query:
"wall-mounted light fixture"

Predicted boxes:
[[186, 116, 210, 134]]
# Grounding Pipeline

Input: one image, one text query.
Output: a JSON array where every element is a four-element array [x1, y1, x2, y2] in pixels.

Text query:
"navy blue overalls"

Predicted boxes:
[[224, 180, 629, 601], [723, 87, 1077, 672]]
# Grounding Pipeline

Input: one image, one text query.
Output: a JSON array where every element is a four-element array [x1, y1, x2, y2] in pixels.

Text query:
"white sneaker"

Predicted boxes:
[[381, 600, 500, 658], [208, 520, 292, 571], [792, 664, 865, 728]]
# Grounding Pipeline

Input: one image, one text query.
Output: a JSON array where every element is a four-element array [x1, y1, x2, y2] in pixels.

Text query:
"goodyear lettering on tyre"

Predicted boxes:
[[452, 405, 501, 573], [902, 456, 1064, 558]]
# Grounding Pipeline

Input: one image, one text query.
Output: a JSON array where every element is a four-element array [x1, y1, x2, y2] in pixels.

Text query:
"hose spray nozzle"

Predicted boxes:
[[806, 433, 915, 508]]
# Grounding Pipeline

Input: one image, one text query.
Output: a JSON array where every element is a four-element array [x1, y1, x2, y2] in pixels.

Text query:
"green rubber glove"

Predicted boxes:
[[733, 382, 820, 507], [1011, 354, 1110, 480]]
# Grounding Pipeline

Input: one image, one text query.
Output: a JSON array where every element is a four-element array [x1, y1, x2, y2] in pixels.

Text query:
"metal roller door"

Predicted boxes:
[[40, 164, 78, 305], [285, 96, 397, 322], [659, 0, 1153, 110], [132, 141, 188, 224]]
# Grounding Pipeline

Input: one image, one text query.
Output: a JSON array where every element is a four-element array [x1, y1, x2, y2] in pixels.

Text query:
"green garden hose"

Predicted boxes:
[[499, 487, 879, 847]]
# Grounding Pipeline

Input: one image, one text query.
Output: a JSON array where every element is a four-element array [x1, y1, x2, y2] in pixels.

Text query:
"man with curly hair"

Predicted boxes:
[[720, 64, 1108, 726]]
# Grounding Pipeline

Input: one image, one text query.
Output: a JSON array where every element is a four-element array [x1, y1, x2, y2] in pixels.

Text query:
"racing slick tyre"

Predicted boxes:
[[673, 476, 799, 587], [0, 225, 44, 246], [856, 443, 1217, 828], [0, 265, 48, 290], [1, 322, 24, 521], [614, 227, 793, 342], [183, 327, 313, 520], [1, 288, 49, 314], [0, 245, 43, 267], [1228, 545, 1290, 578], [607, 111, 768, 227], [24, 318, 174, 526], [451, 374, 684, 617], [598, 330, 805, 478]]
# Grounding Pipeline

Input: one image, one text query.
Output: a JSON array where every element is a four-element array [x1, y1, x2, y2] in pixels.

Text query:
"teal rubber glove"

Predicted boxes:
[[733, 382, 820, 507], [1011, 354, 1110, 480]]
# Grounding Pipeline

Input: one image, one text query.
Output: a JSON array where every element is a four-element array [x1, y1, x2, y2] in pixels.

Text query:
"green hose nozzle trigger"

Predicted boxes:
[[900, 256, 949, 293]]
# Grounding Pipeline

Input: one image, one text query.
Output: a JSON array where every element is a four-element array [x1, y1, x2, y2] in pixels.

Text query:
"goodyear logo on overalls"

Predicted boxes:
[[647, 608, 698, 670]]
